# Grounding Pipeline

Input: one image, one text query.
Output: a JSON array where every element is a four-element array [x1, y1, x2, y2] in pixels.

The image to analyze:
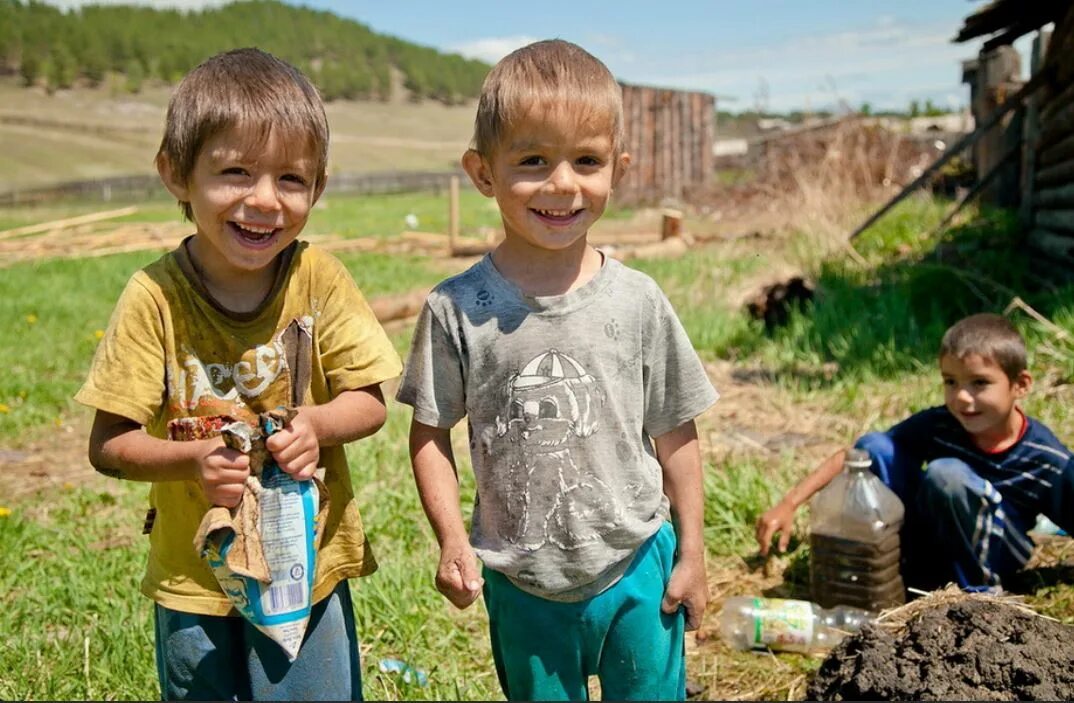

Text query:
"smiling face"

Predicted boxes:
[[941, 352, 1031, 448], [158, 124, 323, 298], [464, 105, 629, 257]]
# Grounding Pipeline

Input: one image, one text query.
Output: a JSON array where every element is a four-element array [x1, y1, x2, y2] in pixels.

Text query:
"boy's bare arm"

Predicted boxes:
[[88, 410, 250, 507], [755, 448, 847, 556], [267, 385, 388, 479], [409, 417, 483, 609], [655, 419, 708, 631]]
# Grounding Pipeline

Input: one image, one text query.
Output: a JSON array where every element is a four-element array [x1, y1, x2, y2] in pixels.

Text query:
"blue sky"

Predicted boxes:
[[45, 0, 1036, 113]]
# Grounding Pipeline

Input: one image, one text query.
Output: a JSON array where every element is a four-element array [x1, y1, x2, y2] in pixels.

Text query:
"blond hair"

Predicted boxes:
[[939, 313, 1027, 380], [157, 48, 329, 220], [472, 39, 623, 157]]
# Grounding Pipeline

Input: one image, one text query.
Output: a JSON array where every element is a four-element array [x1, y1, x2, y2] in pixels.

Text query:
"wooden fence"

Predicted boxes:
[[617, 83, 715, 205]]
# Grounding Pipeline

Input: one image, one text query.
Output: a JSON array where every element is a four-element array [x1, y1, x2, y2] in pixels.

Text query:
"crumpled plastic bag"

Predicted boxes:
[[169, 408, 329, 661]]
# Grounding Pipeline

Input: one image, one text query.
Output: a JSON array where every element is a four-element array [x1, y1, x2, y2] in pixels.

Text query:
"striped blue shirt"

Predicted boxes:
[[886, 406, 1074, 533]]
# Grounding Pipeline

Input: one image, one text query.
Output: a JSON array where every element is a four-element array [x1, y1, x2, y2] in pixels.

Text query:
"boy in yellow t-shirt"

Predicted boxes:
[[75, 48, 401, 701]]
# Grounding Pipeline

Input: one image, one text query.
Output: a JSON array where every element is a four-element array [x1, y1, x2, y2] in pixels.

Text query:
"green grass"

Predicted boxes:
[[4, 194, 1074, 699], [308, 188, 502, 240]]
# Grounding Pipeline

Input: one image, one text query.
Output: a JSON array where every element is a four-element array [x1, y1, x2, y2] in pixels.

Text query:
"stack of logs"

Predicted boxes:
[[1027, 2, 1074, 263]]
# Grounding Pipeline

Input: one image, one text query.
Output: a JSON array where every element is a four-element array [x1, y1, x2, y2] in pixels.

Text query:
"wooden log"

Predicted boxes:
[[1039, 132, 1074, 168], [451, 241, 496, 257], [1039, 100, 1074, 149], [315, 237, 380, 253], [1027, 227, 1074, 264], [368, 288, 430, 323], [0, 205, 138, 241], [1034, 209, 1074, 232], [1039, 78, 1074, 126], [661, 209, 683, 240], [613, 235, 689, 261], [399, 230, 449, 249], [1035, 158, 1074, 189], [1034, 183, 1074, 209]]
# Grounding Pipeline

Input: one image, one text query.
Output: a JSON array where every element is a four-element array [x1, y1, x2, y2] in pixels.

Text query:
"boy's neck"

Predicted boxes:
[[491, 238, 604, 297], [972, 406, 1027, 454], [184, 237, 284, 315]]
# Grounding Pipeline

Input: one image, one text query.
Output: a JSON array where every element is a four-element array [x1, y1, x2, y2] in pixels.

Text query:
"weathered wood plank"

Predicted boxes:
[[1027, 227, 1074, 264], [1034, 183, 1074, 209], [1035, 158, 1074, 188], [1039, 132, 1074, 168], [1035, 209, 1074, 232]]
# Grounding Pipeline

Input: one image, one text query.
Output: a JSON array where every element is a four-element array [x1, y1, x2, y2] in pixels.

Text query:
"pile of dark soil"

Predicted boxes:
[[808, 597, 1074, 700]]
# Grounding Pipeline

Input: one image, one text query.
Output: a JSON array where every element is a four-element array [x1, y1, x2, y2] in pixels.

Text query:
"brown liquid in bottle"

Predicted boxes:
[[809, 449, 906, 611]]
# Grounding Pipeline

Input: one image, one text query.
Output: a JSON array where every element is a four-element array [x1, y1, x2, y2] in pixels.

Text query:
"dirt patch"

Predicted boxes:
[[0, 415, 105, 503], [808, 597, 1074, 701]]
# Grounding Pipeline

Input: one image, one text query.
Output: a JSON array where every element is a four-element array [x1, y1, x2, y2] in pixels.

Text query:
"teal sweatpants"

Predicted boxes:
[[482, 522, 685, 701]]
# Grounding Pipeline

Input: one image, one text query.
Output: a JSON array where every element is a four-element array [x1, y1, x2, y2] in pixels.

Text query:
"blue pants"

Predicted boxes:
[[856, 433, 1035, 589], [154, 580, 362, 701], [482, 522, 685, 701]]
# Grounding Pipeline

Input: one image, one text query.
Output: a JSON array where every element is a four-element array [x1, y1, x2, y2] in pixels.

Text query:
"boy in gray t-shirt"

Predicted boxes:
[[396, 39, 717, 701]]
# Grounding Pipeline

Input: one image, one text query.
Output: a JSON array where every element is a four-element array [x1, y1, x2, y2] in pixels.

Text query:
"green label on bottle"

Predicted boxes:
[[750, 598, 814, 649]]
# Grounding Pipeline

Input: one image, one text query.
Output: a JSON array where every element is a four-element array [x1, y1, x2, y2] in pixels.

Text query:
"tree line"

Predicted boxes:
[[0, 0, 491, 103]]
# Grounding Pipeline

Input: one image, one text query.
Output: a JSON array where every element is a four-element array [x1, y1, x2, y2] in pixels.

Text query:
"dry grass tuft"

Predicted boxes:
[[875, 583, 1049, 633]]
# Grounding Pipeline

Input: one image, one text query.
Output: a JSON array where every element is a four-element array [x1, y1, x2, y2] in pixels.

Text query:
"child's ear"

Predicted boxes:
[[155, 153, 189, 202], [1014, 370, 1032, 398], [612, 151, 632, 188], [462, 149, 495, 197]]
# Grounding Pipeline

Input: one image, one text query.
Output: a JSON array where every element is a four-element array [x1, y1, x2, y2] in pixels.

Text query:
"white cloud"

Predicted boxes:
[[622, 17, 985, 112], [446, 35, 541, 63], [41, 0, 230, 10]]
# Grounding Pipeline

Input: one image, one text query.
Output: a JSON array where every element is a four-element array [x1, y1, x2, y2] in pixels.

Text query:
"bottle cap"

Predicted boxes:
[[845, 448, 872, 471]]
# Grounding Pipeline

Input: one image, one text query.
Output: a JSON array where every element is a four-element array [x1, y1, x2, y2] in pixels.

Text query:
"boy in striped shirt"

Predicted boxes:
[[757, 313, 1073, 591]]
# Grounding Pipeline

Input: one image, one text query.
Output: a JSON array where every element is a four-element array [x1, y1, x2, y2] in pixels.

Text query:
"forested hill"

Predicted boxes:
[[0, 0, 491, 103]]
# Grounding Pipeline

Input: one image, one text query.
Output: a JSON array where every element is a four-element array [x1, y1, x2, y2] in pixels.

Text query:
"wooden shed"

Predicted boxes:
[[617, 83, 716, 205], [955, 0, 1074, 265]]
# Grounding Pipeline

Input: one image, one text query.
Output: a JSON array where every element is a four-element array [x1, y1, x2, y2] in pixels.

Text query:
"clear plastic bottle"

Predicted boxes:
[[809, 448, 906, 611], [719, 596, 872, 654]]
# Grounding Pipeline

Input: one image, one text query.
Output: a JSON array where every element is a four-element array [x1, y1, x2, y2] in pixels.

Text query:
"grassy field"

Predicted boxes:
[[2, 192, 1074, 700], [0, 76, 477, 193]]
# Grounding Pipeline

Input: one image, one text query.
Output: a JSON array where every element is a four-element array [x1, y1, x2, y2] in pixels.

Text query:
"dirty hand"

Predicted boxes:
[[436, 541, 483, 609], [755, 500, 796, 556], [265, 409, 320, 480], [197, 438, 250, 508], [662, 554, 708, 631]]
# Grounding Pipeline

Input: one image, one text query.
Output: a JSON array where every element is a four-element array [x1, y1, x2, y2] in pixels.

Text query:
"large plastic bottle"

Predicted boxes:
[[719, 596, 871, 654], [809, 448, 906, 611]]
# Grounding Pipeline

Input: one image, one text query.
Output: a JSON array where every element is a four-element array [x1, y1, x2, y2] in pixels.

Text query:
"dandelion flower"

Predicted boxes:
[[26, 314, 37, 325], [0, 507, 10, 518]]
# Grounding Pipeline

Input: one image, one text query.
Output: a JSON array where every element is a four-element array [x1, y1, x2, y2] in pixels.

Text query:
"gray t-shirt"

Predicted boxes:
[[397, 254, 718, 600]]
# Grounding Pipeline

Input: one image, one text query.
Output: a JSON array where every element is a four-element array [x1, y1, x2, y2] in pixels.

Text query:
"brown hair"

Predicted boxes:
[[939, 313, 1027, 379], [471, 39, 623, 158], [157, 47, 329, 220]]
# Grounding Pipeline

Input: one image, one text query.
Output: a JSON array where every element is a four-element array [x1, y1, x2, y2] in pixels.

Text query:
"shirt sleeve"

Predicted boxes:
[[74, 275, 166, 426], [883, 407, 938, 461], [1045, 457, 1074, 535], [395, 300, 467, 428], [641, 287, 718, 438], [317, 261, 403, 396]]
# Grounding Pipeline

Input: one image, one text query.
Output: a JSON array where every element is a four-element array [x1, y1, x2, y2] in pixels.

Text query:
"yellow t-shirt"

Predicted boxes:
[[75, 239, 402, 615]]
